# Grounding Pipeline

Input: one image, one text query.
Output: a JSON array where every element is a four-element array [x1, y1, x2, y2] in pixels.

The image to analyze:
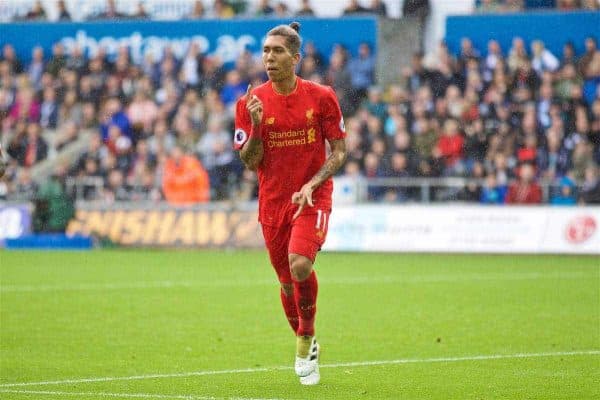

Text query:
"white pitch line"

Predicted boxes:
[[0, 350, 597, 389], [0, 389, 281, 400], [0, 272, 593, 293]]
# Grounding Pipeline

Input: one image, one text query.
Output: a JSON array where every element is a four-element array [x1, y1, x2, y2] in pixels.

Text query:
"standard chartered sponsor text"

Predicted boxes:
[[268, 129, 307, 148]]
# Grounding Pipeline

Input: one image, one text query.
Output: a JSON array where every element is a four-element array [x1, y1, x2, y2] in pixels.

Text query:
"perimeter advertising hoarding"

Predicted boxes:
[[0, 204, 32, 243], [64, 204, 600, 253], [323, 205, 600, 255], [0, 17, 377, 65], [66, 208, 264, 248]]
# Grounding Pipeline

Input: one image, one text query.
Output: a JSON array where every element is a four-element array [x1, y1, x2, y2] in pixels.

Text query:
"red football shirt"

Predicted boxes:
[[234, 77, 346, 226]]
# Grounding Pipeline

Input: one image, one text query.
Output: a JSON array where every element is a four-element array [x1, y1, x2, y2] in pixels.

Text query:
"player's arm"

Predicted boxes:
[[238, 85, 264, 171], [292, 138, 346, 219], [239, 138, 263, 172], [305, 139, 347, 191]]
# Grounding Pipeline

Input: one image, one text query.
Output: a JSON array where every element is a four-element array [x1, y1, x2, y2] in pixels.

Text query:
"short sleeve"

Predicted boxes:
[[234, 97, 251, 150], [320, 86, 346, 142]]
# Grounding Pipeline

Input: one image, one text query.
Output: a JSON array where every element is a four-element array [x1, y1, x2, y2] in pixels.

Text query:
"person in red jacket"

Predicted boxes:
[[506, 163, 543, 204], [435, 118, 464, 175], [162, 146, 210, 204]]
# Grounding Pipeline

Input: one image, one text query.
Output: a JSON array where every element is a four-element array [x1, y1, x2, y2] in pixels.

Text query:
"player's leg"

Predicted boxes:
[[288, 209, 330, 385], [261, 223, 299, 333]]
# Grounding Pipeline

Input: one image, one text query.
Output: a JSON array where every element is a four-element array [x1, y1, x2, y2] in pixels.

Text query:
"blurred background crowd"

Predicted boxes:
[[0, 0, 599, 214]]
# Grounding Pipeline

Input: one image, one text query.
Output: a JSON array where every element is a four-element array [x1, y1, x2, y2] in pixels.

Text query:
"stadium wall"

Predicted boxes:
[[2, 203, 599, 254], [445, 11, 600, 58]]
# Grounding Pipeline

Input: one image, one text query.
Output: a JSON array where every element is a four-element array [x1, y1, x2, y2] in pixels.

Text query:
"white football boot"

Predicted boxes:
[[294, 336, 320, 385]]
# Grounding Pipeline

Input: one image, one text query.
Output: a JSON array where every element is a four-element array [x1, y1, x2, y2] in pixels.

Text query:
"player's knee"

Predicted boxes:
[[289, 254, 312, 282], [281, 283, 293, 297]]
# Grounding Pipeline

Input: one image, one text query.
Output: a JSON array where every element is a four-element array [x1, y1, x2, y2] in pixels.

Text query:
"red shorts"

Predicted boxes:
[[261, 209, 331, 284]]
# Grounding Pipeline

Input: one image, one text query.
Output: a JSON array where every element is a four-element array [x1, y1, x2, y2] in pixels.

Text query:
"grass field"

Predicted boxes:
[[0, 250, 598, 399]]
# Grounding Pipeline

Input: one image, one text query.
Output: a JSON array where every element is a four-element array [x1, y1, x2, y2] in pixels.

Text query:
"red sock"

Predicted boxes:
[[280, 288, 299, 333], [293, 270, 318, 337]]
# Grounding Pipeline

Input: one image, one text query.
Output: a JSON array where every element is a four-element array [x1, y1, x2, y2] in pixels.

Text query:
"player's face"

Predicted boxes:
[[262, 35, 300, 82]]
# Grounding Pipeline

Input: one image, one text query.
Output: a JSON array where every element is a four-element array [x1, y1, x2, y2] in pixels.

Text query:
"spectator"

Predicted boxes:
[[10, 168, 38, 201], [368, 0, 387, 17], [579, 164, 600, 203], [55, 121, 81, 151], [348, 43, 376, 102], [435, 119, 465, 176], [181, 42, 203, 90], [25, 0, 47, 21], [557, 0, 579, 10], [6, 88, 40, 130], [531, 40, 559, 76], [132, 1, 150, 19], [196, 119, 236, 199], [505, 163, 543, 204], [220, 70, 247, 107], [99, 98, 132, 143], [162, 146, 210, 204], [127, 90, 159, 135], [342, 0, 369, 15], [296, 0, 315, 16], [476, 0, 503, 13], [39, 87, 59, 129], [403, 0, 430, 18], [1, 44, 23, 74], [103, 168, 130, 202], [582, 0, 600, 9], [27, 47, 45, 89], [560, 41, 577, 67], [189, 0, 206, 18], [507, 37, 528, 72], [550, 175, 577, 205], [93, 0, 126, 20], [480, 172, 507, 204], [57, 0, 71, 21], [208, 0, 235, 19], [274, 2, 291, 17], [255, 0, 275, 15], [582, 50, 600, 106], [32, 166, 75, 232]]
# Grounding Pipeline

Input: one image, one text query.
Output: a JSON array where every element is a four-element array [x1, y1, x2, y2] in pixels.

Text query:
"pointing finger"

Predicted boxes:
[[292, 202, 305, 220]]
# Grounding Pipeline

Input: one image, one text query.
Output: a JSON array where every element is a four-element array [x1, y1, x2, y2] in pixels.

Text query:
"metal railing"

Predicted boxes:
[[63, 175, 568, 205]]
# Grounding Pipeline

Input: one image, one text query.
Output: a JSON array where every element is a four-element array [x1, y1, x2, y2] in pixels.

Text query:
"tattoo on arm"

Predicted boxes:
[[240, 137, 264, 171], [308, 139, 347, 190]]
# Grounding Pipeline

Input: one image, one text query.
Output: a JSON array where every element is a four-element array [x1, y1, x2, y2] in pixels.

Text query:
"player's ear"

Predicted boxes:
[[292, 52, 301, 66]]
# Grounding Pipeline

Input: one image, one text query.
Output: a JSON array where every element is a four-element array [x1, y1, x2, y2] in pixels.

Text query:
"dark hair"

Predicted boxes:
[[267, 21, 302, 55]]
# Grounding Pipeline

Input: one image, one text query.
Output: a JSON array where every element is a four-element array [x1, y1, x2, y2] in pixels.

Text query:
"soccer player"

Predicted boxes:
[[234, 22, 347, 385]]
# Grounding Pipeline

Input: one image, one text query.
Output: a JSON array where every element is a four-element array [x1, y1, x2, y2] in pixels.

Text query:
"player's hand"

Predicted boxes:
[[245, 84, 263, 127], [291, 183, 314, 220]]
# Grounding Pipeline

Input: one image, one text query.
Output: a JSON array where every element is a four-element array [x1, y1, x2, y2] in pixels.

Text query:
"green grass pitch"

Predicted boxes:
[[1, 250, 599, 399]]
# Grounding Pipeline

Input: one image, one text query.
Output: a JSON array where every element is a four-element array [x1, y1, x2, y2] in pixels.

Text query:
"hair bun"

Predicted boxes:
[[289, 21, 301, 33]]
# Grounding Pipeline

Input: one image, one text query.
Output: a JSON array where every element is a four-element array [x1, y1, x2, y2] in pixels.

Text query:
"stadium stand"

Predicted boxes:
[[0, 0, 599, 212]]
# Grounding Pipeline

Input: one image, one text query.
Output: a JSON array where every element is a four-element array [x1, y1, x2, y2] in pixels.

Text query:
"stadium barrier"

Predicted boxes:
[[323, 205, 600, 255], [55, 203, 600, 254], [0, 203, 32, 245], [65, 204, 264, 248], [4, 201, 598, 254]]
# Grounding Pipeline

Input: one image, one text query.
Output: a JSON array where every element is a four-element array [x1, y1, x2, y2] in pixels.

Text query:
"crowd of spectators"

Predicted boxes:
[[5, 0, 397, 22], [5, 0, 599, 23], [1, 8, 599, 205], [476, 0, 599, 13], [344, 35, 600, 204]]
